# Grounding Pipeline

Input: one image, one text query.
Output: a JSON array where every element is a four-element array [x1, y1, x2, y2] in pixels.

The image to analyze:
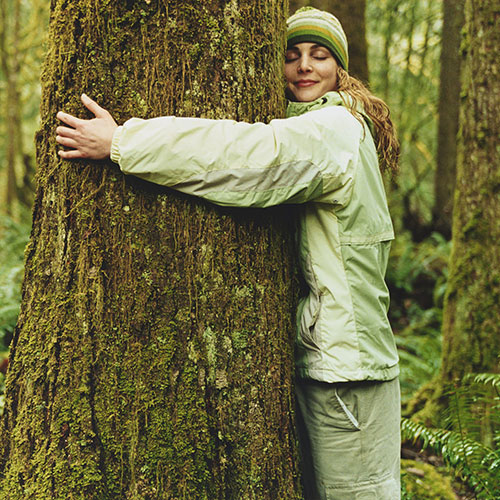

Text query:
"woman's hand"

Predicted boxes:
[[56, 94, 118, 160]]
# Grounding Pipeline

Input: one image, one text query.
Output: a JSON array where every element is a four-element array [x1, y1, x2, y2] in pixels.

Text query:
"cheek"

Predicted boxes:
[[328, 74, 338, 90], [329, 63, 339, 89], [320, 69, 337, 90]]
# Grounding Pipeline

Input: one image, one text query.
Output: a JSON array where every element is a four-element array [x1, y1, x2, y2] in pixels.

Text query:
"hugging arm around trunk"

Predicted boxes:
[[110, 106, 362, 208]]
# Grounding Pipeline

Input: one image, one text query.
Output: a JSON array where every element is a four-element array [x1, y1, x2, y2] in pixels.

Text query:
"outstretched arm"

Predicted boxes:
[[111, 106, 361, 207], [57, 95, 361, 208], [56, 94, 118, 160]]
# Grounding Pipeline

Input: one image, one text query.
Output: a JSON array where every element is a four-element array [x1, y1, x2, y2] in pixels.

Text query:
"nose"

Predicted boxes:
[[297, 55, 312, 73]]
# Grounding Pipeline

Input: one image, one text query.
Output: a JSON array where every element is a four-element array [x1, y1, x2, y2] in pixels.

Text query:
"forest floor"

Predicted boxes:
[[402, 443, 476, 499]]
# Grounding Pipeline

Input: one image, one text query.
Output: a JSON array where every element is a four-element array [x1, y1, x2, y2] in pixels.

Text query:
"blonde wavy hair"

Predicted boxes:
[[336, 67, 400, 175]]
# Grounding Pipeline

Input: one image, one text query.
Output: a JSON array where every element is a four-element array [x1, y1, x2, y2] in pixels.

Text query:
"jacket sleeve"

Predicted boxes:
[[110, 106, 362, 208]]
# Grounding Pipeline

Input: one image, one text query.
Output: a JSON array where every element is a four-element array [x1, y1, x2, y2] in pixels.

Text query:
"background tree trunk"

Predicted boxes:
[[0, 0, 22, 216], [0, 0, 45, 215], [289, 0, 369, 83], [410, 0, 500, 424], [439, 0, 500, 389], [432, 0, 465, 238], [0, 1, 302, 499]]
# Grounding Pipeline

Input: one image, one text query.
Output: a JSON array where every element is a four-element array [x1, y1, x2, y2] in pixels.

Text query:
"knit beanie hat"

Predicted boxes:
[[286, 7, 349, 71]]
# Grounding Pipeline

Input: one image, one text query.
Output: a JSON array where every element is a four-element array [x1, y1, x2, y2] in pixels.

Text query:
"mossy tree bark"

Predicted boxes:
[[0, 1, 302, 499], [289, 0, 369, 83], [440, 0, 500, 393], [410, 0, 500, 424], [432, 0, 464, 238]]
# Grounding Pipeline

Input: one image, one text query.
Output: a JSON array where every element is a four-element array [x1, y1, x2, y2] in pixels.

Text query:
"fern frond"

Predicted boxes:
[[401, 417, 500, 498], [465, 373, 500, 389]]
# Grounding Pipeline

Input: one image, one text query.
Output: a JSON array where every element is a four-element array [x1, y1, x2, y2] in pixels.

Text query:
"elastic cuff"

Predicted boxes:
[[110, 125, 123, 164]]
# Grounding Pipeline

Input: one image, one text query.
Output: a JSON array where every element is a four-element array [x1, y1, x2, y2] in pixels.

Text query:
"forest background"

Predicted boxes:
[[0, 0, 498, 498]]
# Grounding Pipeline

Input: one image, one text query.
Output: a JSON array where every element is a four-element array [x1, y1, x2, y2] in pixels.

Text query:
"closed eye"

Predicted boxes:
[[285, 55, 299, 63]]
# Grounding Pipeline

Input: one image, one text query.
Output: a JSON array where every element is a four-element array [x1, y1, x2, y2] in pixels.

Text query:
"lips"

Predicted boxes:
[[296, 80, 317, 87]]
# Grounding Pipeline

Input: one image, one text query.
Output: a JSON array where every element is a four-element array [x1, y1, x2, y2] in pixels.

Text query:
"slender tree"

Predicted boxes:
[[0, 0, 47, 215], [289, 0, 369, 82], [0, 0, 22, 215], [0, 1, 302, 499], [432, 0, 465, 238], [411, 0, 500, 424]]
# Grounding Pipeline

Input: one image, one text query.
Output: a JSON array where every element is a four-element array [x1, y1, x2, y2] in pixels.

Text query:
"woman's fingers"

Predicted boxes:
[[58, 148, 87, 159], [56, 94, 110, 128], [56, 134, 79, 148], [81, 93, 109, 118], [57, 111, 85, 128], [56, 95, 117, 160], [56, 125, 78, 138]]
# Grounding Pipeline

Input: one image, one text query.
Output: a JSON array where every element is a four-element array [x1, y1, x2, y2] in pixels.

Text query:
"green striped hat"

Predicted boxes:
[[287, 7, 349, 71]]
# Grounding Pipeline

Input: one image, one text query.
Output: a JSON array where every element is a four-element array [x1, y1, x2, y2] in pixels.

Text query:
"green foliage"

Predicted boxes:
[[401, 460, 456, 500], [387, 231, 450, 400], [467, 373, 500, 390], [367, 0, 442, 229], [0, 0, 48, 146], [400, 478, 414, 500], [0, 212, 30, 349], [0, 212, 30, 414], [0, 0, 48, 215], [402, 372, 500, 499], [445, 373, 500, 460]]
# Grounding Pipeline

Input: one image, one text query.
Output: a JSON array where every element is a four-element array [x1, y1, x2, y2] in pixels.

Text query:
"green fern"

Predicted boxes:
[[0, 213, 31, 349], [388, 232, 450, 401], [402, 418, 499, 498], [466, 373, 500, 390], [402, 372, 500, 499]]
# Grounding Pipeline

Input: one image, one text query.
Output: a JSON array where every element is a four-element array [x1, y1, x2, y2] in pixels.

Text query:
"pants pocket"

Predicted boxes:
[[297, 380, 360, 432], [333, 388, 360, 430]]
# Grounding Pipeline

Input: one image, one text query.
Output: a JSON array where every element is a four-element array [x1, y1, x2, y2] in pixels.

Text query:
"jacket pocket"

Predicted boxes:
[[298, 291, 322, 350]]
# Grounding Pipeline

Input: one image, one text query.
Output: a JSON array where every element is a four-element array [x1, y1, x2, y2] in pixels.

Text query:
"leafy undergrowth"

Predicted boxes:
[[0, 213, 31, 352], [388, 231, 451, 402], [401, 376, 500, 499], [0, 213, 31, 415], [401, 457, 456, 499], [401, 447, 477, 500]]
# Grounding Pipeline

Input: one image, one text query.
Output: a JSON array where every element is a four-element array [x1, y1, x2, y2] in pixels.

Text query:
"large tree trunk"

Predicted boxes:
[[432, 0, 465, 238], [289, 0, 369, 83], [0, 2, 302, 499], [439, 0, 500, 388], [409, 0, 500, 424]]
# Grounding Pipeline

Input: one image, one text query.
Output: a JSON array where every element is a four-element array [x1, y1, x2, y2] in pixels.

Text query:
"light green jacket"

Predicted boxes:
[[110, 91, 399, 383]]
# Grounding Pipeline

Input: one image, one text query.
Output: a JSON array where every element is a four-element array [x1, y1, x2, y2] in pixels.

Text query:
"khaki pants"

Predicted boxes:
[[295, 377, 401, 500]]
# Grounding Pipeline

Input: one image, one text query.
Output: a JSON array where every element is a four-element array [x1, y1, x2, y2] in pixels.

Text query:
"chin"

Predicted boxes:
[[295, 91, 322, 103]]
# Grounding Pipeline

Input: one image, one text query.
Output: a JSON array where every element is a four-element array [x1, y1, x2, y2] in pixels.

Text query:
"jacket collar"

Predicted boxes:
[[286, 91, 375, 136], [286, 91, 344, 118]]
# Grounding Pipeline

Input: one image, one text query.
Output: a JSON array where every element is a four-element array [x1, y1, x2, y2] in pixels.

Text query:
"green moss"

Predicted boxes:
[[401, 460, 456, 500]]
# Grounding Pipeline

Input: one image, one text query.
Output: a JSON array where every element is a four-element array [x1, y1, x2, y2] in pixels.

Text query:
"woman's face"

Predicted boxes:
[[285, 42, 339, 102]]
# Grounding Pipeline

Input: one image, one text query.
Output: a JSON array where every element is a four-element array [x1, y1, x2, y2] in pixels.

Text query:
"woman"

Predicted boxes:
[[56, 7, 401, 499]]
